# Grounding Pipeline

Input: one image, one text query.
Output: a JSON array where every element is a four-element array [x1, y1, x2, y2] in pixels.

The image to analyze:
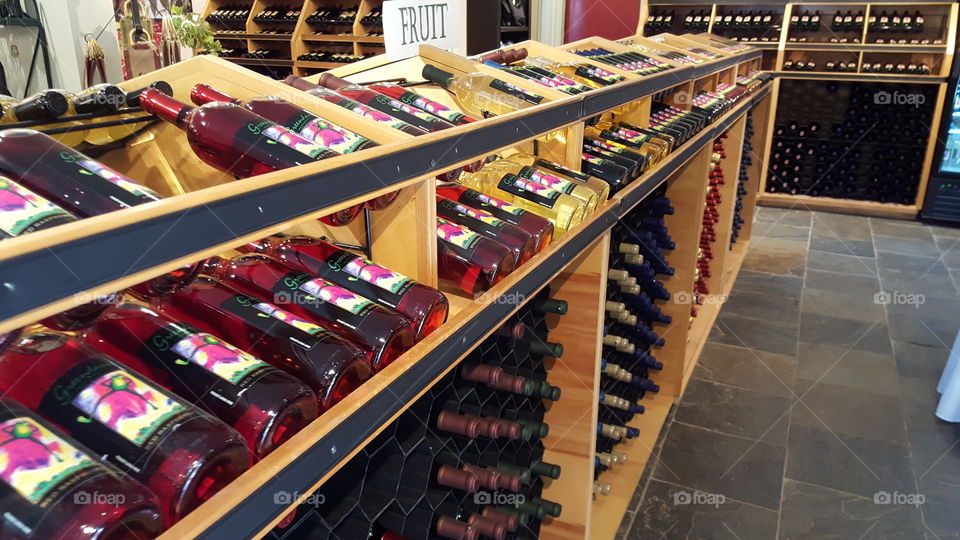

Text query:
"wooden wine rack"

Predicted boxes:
[[638, 0, 959, 218], [0, 38, 768, 539]]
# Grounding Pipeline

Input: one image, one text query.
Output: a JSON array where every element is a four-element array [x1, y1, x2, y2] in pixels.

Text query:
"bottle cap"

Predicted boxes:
[[317, 72, 355, 90], [13, 91, 68, 121], [422, 64, 455, 88], [481, 507, 519, 531], [437, 411, 481, 438], [436, 516, 479, 540], [191, 83, 239, 106], [436, 465, 480, 493], [284, 75, 322, 91], [530, 340, 563, 358], [125, 80, 173, 107], [467, 515, 506, 540], [74, 85, 126, 113]]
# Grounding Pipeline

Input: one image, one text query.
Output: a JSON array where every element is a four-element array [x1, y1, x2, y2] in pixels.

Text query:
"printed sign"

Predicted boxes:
[[384, 0, 466, 60]]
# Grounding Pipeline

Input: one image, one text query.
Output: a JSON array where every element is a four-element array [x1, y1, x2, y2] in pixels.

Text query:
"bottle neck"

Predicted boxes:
[[139, 88, 195, 128], [284, 75, 322, 92], [191, 84, 241, 106]]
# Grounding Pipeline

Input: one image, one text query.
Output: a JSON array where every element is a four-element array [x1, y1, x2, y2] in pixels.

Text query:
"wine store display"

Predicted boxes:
[[731, 113, 753, 247]]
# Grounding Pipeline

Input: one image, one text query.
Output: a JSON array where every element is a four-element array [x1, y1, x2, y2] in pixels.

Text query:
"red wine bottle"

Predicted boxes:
[[437, 196, 536, 266], [189, 84, 399, 211], [0, 129, 161, 217], [0, 333, 251, 524], [39, 293, 122, 331], [283, 80, 426, 136], [203, 255, 415, 371], [436, 184, 553, 253], [242, 234, 449, 340], [132, 276, 372, 411], [0, 176, 77, 238], [0, 399, 164, 540], [436, 217, 516, 295], [361, 80, 476, 125], [84, 303, 319, 459], [138, 88, 359, 227], [311, 74, 457, 133]]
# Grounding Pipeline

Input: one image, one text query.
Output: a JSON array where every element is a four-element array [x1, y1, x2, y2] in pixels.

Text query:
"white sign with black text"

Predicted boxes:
[[383, 0, 467, 60]]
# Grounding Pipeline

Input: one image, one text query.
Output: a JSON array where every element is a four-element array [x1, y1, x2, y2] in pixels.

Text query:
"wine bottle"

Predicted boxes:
[[422, 64, 543, 118], [86, 81, 175, 146], [38, 293, 122, 332], [190, 83, 377, 154], [0, 333, 251, 524], [282, 78, 426, 136], [484, 160, 601, 212], [0, 399, 165, 539], [458, 171, 586, 235], [139, 88, 360, 226], [202, 254, 415, 371], [437, 196, 536, 265], [0, 176, 77, 238], [49, 84, 127, 146], [0, 129, 161, 217], [436, 217, 516, 295], [84, 303, 319, 459], [132, 275, 372, 411], [503, 153, 611, 202], [243, 234, 448, 340], [0, 91, 68, 123], [436, 184, 554, 253], [360, 79, 476, 125]]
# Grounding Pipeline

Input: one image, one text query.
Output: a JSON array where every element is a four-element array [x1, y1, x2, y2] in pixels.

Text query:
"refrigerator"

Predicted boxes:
[[921, 52, 960, 223]]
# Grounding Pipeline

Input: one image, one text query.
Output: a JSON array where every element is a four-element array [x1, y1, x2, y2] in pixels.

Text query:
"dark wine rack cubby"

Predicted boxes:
[[766, 79, 937, 204], [266, 289, 563, 540]]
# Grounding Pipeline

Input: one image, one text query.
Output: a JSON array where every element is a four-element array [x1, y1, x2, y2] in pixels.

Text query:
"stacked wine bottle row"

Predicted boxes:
[[765, 80, 937, 204], [480, 47, 627, 96], [568, 47, 675, 77], [730, 113, 754, 247], [595, 193, 673, 494], [263, 289, 567, 539], [691, 132, 727, 319], [0, 224, 450, 535], [711, 10, 782, 42]]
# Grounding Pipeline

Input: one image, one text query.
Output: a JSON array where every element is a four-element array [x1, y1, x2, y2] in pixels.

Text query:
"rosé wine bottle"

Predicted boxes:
[[0, 333, 251, 525], [130, 276, 372, 411], [202, 255, 415, 371], [83, 303, 319, 459], [137, 88, 359, 227], [0, 399, 164, 540], [437, 196, 535, 266], [241, 234, 448, 340], [0, 176, 77, 239], [436, 217, 515, 296], [436, 185, 553, 253]]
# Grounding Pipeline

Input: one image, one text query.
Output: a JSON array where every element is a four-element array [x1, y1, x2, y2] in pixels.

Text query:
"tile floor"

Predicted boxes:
[[616, 207, 960, 540]]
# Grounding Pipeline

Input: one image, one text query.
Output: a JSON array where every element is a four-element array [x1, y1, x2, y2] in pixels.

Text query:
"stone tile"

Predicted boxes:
[[675, 379, 792, 445], [786, 423, 915, 498], [928, 224, 960, 238], [885, 311, 959, 349], [938, 241, 960, 270], [810, 235, 876, 258], [695, 343, 796, 398], [916, 442, 960, 539], [791, 382, 907, 444], [876, 252, 957, 298], [794, 343, 901, 397], [741, 237, 808, 277], [750, 221, 810, 241], [626, 479, 779, 540], [779, 479, 926, 540], [870, 218, 937, 241], [799, 313, 893, 355], [804, 269, 881, 297], [806, 249, 878, 277], [717, 289, 800, 326], [898, 377, 960, 477], [813, 211, 874, 240], [892, 341, 953, 383], [801, 287, 886, 322], [873, 234, 942, 259], [730, 270, 804, 299], [615, 510, 635, 540], [711, 314, 799, 357], [953, 269, 960, 291], [756, 206, 812, 227], [652, 423, 786, 510]]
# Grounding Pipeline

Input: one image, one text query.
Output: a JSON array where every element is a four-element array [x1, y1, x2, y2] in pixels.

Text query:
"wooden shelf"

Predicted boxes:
[[758, 192, 919, 218], [215, 32, 293, 40], [296, 60, 350, 69]]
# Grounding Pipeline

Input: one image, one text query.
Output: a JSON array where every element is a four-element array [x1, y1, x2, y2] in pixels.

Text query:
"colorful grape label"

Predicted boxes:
[[0, 177, 75, 237], [518, 167, 577, 194], [294, 115, 369, 154], [72, 370, 187, 447], [437, 198, 506, 238], [0, 417, 101, 506], [376, 94, 445, 127], [340, 256, 413, 295], [489, 79, 545, 105], [298, 277, 375, 316], [251, 300, 330, 336], [337, 98, 399, 125], [165, 328, 269, 385], [534, 158, 591, 182], [76, 160, 162, 201], [498, 174, 561, 209], [259, 123, 337, 159], [471, 191, 524, 215], [437, 217, 483, 255]]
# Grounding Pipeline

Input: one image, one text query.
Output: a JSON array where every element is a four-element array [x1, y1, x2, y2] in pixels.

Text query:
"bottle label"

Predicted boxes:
[[457, 189, 527, 227], [533, 158, 591, 182], [0, 415, 109, 533], [436, 217, 483, 261], [334, 97, 402, 127], [489, 79, 544, 105], [497, 174, 561, 209], [219, 294, 333, 350], [40, 360, 197, 474], [517, 166, 577, 195], [76, 159, 162, 201], [273, 272, 377, 331], [253, 121, 337, 159], [437, 197, 507, 238], [397, 91, 468, 124], [574, 66, 615, 86], [0, 177, 75, 237], [370, 93, 443, 130], [56, 151, 160, 207], [289, 113, 368, 154]]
